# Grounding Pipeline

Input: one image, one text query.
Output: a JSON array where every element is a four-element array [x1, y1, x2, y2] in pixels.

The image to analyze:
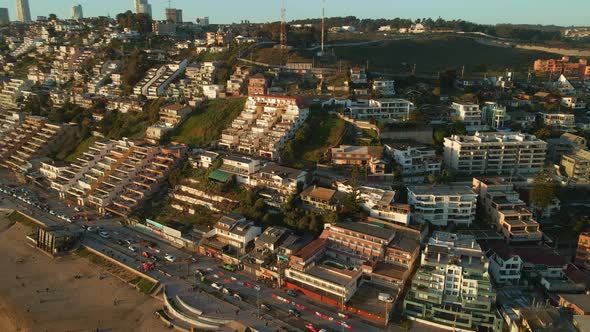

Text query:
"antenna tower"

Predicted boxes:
[[280, 0, 287, 47], [321, 0, 326, 54]]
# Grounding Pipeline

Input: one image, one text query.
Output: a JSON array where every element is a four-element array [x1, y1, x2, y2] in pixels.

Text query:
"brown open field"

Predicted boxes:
[[0, 213, 168, 332]]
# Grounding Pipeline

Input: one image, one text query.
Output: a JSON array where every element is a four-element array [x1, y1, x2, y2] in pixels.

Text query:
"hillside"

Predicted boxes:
[[334, 36, 554, 74], [170, 97, 246, 146]]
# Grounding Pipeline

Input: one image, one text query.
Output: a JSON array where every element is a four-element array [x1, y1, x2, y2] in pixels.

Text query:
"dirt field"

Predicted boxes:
[[0, 213, 169, 332]]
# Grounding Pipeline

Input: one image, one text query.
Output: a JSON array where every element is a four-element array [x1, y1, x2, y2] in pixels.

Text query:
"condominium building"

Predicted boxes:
[[331, 145, 386, 174], [216, 154, 263, 185], [443, 132, 547, 175], [71, 5, 83, 20], [165, 8, 182, 23], [133, 60, 188, 98], [0, 8, 9, 24], [403, 232, 503, 332], [482, 102, 508, 129], [472, 178, 542, 243], [170, 178, 238, 214], [387, 144, 441, 180], [16, 0, 31, 23], [0, 116, 76, 173], [285, 221, 420, 301], [219, 95, 309, 160], [350, 67, 367, 84], [407, 185, 477, 226], [0, 79, 32, 109], [546, 133, 587, 163], [534, 56, 590, 80], [50, 139, 186, 215], [452, 102, 483, 131], [575, 233, 590, 270], [200, 214, 262, 257], [134, 0, 152, 16], [484, 243, 523, 286], [540, 111, 576, 132], [561, 149, 590, 184], [251, 164, 307, 200], [345, 98, 414, 122], [372, 79, 396, 96], [336, 182, 410, 225]]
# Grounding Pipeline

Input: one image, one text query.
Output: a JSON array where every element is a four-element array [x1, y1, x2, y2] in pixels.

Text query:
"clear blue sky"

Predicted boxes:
[[0, 0, 588, 26]]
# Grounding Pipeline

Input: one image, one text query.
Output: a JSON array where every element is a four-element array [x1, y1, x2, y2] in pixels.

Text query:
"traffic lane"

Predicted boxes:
[[203, 267, 373, 332]]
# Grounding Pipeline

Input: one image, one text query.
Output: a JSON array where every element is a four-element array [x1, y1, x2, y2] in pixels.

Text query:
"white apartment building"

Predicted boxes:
[[408, 185, 477, 226], [540, 111, 576, 132], [404, 232, 503, 332], [0, 79, 32, 109], [39, 161, 69, 179], [452, 102, 483, 131], [485, 244, 523, 286], [443, 132, 547, 175], [561, 96, 587, 110], [372, 80, 396, 96], [217, 154, 263, 185], [482, 102, 508, 129], [133, 60, 188, 98], [337, 182, 411, 225], [387, 145, 441, 180], [345, 98, 414, 122], [219, 95, 309, 160]]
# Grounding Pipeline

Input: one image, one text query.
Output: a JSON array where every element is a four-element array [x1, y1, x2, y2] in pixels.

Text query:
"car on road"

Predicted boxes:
[[286, 289, 297, 297], [128, 245, 138, 252], [288, 309, 301, 317], [211, 283, 223, 290], [233, 293, 243, 301], [222, 288, 231, 295], [116, 239, 125, 246], [98, 231, 110, 239], [86, 226, 96, 232], [305, 323, 318, 332], [222, 263, 237, 272], [124, 239, 134, 245], [164, 254, 176, 263], [260, 303, 272, 311]]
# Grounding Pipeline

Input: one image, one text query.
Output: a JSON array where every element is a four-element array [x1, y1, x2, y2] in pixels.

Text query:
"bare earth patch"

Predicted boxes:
[[0, 217, 168, 332]]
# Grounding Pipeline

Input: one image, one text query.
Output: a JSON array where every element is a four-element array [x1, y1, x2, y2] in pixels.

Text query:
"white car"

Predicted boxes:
[[128, 245, 138, 252], [99, 231, 110, 239], [164, 254, 176, 263], [211, 283, 223, 290]]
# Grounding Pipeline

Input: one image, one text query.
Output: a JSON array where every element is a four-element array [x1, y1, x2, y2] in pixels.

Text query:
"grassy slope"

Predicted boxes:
[[283, 107, 347, 167], [64, 136, 99, 163], [171, 97, 246, 146], [334, 36, 554, 73]]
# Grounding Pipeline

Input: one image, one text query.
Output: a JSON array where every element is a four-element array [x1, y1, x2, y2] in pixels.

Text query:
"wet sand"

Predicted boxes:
[[0, 215, 169, 332]]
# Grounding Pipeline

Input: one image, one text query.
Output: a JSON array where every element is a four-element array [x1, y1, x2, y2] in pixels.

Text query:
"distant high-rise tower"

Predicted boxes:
[[196, 16, 209, 26], [0, 8, 9, 24], [71, 4, 83, 20], [134, 0, 152, 17], [165, 8, 182, 23], [16, 0, 31, 23]]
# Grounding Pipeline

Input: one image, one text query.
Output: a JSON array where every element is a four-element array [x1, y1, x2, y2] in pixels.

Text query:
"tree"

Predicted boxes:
[[529, 169, 557, 213], [534, 127, 552, 140]]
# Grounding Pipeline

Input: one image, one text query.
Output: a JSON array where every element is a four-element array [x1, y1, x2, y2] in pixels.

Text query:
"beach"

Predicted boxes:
[[0, 214, 168, 332]]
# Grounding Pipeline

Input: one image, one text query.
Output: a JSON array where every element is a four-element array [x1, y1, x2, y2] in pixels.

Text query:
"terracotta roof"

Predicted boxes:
[[294, 238, 326, 261], [301, 186, 336, 201]]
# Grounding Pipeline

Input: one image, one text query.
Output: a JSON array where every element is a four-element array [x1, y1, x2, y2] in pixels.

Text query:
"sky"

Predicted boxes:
[[0, 0, 589, 26]]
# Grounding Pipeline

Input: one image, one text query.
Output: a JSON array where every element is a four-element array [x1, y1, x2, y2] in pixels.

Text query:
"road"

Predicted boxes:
[[0, 175, 436, 331]]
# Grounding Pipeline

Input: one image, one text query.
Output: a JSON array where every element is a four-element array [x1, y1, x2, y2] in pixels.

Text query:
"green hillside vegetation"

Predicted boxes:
[[283, 106, 347, 167], [64, 136, 99, 162], [334, 36, 553, 74], [170, 97, 246, 146]]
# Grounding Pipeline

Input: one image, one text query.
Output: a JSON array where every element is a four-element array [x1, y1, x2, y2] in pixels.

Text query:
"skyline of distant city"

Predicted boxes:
[[0, 0, 589, 26]]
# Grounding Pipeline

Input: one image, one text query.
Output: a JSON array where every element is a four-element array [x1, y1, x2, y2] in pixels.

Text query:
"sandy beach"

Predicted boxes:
[[0, 214, 169, 332]]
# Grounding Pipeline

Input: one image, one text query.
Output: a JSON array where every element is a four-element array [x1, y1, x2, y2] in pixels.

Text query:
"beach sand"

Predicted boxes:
[[0, 216, 169, 332]]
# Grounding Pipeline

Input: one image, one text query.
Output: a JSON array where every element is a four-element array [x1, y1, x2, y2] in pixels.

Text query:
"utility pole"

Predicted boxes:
[[320, 0, 326, 55], [280, 0, 287, 48], [461, 65, 465, 79]]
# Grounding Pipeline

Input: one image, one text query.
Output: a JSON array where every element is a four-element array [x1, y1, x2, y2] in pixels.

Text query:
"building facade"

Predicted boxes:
[[16, 0, 31, 23], [444, 132, 547, 175], [403, 232, 503, 332], [407, 185, 477, 226]]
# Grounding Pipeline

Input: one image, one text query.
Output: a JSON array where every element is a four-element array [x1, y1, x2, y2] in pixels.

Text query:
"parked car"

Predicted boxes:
[[222, 263, 237, 272], [211, 283, 223, 290], [222, 288, 231, 295], [286, 289, 298, 297], [98, 231, 110, 239], [289, 309, 301, 317], [260, 303, 271, 311], [164, 254, 176, 263], [128, 245, 138, 252], [233, 293, 243, 301]]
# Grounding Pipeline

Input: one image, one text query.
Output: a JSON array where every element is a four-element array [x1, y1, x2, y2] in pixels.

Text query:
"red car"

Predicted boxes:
[[304, 323, 318, 332]]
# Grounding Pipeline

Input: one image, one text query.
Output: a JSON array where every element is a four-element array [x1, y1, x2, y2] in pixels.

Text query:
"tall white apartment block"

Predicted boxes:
[[451, 102, 482, 131], [407, 185, 477, 226], [444, 132, 547, 175], [16, 0, 31, 23]]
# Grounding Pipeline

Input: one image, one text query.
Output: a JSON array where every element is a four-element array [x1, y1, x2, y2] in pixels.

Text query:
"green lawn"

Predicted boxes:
[[64, 136, 99, 163], [283, 106, 347, 167], [170, 97, 246, 146], [334, 36, 554, 74]]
